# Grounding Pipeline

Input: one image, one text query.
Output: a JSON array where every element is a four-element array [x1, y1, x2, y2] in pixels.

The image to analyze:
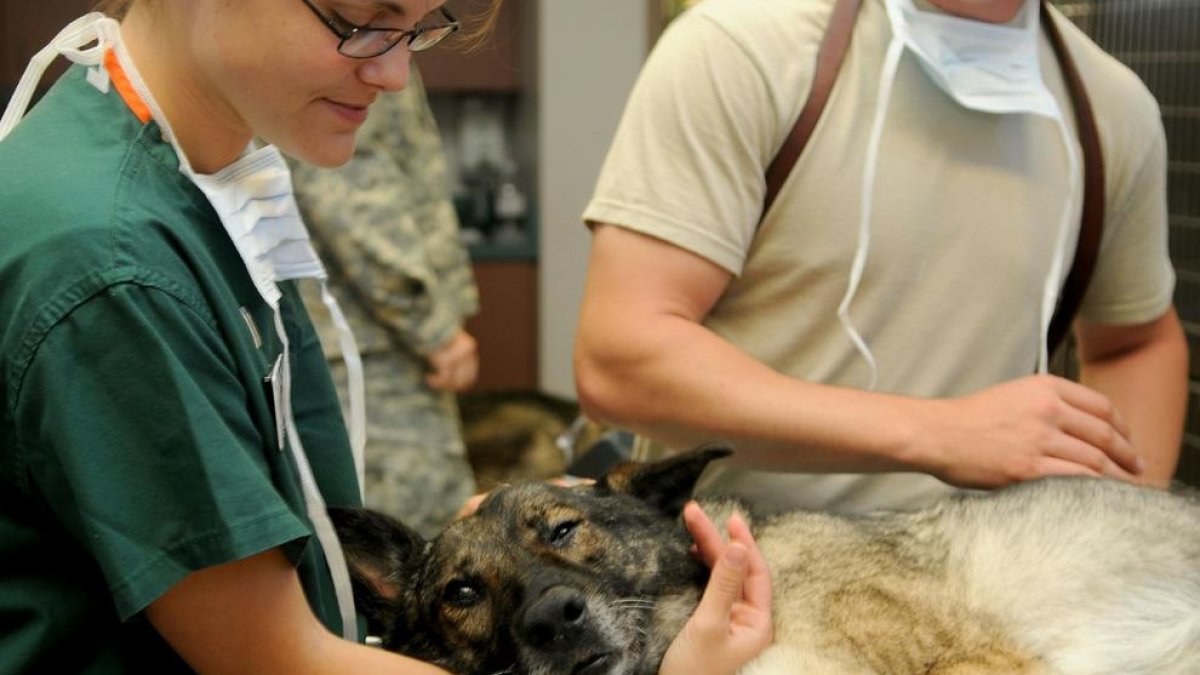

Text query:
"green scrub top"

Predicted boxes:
[[0, 65, 363, 672]]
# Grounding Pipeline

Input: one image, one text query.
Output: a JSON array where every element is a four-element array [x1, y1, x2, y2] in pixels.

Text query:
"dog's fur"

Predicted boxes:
[[331, 448, 1200, 675]]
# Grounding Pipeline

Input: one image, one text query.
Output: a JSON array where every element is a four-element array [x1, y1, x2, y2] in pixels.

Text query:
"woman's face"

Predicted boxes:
[[173, 0, 442, 167]]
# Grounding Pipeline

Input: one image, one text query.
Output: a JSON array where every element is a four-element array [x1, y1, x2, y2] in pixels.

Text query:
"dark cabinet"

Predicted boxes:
[[2, 1, 95, 97], [416, 0, 523, 92], [465, 260, 538, 391]]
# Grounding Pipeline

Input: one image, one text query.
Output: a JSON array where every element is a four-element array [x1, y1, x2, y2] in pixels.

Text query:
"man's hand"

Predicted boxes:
[[660, 502, 773, 675], [424, 329, 478, 392], [913, 374, 1143, 488]]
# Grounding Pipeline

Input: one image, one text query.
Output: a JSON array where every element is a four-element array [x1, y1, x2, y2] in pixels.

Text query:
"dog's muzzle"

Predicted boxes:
[[517, 585, 615, 674]]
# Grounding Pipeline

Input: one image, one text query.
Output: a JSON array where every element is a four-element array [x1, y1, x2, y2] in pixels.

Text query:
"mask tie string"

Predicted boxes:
[[0, 13, 115, 141], [320, 282, 367, 498], [273, 311, 360, 641], [1036, 112, 1080, 373], [839, 36, 906, 392]]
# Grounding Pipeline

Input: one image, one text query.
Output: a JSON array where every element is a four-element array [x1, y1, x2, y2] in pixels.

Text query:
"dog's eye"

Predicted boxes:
[[548, 520, 579, 547], [442, 579, 484, 608]]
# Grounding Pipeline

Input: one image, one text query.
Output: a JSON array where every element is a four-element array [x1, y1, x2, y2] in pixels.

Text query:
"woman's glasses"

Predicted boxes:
[[301, 1, 460, 59]]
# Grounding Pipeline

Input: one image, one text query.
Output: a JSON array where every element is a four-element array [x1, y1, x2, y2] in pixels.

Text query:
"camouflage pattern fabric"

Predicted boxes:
[[290, 71, 479, 537]]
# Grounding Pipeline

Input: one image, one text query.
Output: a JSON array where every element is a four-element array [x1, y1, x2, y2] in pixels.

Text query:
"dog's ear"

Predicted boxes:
[[329, 506, 426, 636], [596, 445, 733, 516]]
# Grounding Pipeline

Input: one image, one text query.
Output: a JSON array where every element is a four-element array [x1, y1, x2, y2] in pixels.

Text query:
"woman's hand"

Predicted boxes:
[[660, 502, 772, 675]]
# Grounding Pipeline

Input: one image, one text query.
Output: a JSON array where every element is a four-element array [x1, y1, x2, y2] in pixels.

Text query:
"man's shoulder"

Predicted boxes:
[[1050, 8, 1161, 126], [648, 0, 850, 119], [690, 0, 839, 28], [683, 0, 842, 52]]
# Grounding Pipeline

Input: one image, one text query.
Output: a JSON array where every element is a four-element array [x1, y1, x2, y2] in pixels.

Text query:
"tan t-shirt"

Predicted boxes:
[[583, 0, 1174, 514]]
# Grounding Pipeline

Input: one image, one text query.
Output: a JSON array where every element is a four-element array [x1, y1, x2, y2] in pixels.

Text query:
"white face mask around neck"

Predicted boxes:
[[887, 0, 1062, 118], [838, 0, 1079, 389]]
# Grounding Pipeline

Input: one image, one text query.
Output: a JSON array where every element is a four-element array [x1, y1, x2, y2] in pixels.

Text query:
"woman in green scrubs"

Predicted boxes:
[[0, 1, 770, 673]]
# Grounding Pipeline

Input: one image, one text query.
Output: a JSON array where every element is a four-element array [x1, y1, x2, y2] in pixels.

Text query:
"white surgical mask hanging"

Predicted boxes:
[[0, 12, 365, 641], [186, 145, 369, 491], [841, 0, 1080, 388], [887, 0, 1063, 118]]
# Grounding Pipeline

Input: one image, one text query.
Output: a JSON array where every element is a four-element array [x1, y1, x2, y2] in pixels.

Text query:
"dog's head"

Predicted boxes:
[[331, 446, 733, 675]]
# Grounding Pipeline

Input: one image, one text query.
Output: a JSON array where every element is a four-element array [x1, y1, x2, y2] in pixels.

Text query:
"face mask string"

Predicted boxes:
[[1037, 115, 1080, 373], [185, 146, 365, 645], [0, 13, 115, 141], [272, 310, 360, 641], [321, 282, 367, 481], [838, 36, 906, 391], [186, 144, 369, 501], [840, 0, 1081, 388]]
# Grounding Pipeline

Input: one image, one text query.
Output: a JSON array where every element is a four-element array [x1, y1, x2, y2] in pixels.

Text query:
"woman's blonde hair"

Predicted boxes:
[[455, 0, 506, 52], [92, 0, 134, 18], [89, 0, 502, 47]]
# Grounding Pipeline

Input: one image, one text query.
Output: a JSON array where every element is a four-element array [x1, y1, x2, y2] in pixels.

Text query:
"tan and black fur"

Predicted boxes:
[[331, 448, 1200, 675]]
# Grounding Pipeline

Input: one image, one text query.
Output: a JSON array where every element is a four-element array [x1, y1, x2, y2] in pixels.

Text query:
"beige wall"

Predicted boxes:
[[535, 0, 650, 399]]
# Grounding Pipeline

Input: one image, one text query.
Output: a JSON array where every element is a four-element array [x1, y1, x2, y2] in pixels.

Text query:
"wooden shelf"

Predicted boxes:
[[465, 260, 538, 391], [2, 1, 94, 88]]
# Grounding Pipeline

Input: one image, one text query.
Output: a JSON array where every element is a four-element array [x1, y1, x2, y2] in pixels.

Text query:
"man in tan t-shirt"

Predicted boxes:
[[576, 0, 1186, 514]]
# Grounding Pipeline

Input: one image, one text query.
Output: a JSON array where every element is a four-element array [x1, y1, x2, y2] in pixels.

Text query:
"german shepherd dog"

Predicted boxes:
[[331, 447, 1200, 674]]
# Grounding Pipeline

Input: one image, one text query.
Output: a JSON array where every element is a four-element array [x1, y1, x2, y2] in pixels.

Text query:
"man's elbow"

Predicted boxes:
[[574, 348, 643, 429]]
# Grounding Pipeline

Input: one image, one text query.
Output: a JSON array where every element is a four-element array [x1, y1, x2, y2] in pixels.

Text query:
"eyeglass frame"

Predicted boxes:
[[300, 0, 460, 59]]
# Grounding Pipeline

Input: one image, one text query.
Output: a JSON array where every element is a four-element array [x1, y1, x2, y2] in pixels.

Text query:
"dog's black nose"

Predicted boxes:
[[518, 585, 589, 648]]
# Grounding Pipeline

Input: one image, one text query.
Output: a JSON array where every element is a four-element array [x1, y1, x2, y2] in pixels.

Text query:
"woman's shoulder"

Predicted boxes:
[[0, 77, 232, 368], [1, 68, 195, 243]]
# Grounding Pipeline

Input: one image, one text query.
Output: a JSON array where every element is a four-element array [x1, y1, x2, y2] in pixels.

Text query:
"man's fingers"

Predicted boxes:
[[1031, 456, 1104, 480], [1046, 436, 1137, 482], [1053, 379, 1133, 440], [1056, 400, 1142, 475], [425, 348, 479, 392], [425, 363, 468, 392], [462, 359, 479, 390]]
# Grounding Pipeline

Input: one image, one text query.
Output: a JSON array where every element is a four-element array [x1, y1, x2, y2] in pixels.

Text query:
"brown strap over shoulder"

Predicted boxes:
[[762, 0, 862, 218], [762, 0, 1105, 358], [1041, 1, 1106, 355]]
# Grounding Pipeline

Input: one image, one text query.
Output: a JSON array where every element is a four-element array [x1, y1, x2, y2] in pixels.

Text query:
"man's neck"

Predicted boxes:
[[926, 0, 1027, 23]]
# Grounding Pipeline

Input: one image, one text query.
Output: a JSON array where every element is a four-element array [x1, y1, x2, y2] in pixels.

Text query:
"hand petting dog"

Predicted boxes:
[[660, 502, 773, 675]]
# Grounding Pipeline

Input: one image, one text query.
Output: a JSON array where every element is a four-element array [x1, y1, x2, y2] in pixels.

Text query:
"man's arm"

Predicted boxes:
[[1075, 307, 1188, 487], [575, 225, 1142, 488], [147, 548, 451, 675]]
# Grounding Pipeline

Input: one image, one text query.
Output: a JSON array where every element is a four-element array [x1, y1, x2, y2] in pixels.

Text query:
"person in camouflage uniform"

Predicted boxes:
[[290, 70, 480, 538]]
